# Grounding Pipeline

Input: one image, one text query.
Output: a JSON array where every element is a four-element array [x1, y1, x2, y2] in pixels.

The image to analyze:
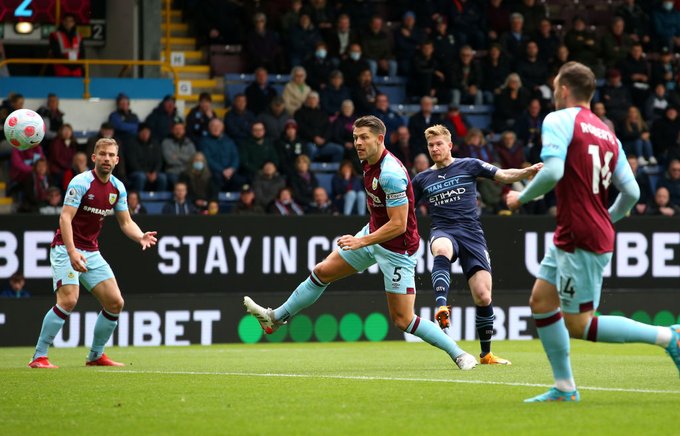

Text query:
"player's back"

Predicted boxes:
[[544, 107, 619, 254]]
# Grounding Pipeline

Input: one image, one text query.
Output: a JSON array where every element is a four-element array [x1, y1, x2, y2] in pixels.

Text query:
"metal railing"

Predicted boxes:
[[0, 58, 179, 99]]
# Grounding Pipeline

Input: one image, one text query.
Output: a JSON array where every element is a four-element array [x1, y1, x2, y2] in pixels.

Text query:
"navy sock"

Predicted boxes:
[[431, 255, 451, 308], [476, 304, 495, 356]]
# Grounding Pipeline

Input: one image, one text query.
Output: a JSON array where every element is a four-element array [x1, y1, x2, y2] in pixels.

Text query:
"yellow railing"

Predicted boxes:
[[0, 59, 178, 99], [164, 0, 171, 69]]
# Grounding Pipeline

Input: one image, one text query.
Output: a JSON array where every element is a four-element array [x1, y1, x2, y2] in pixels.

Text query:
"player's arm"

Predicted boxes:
[[59, 205, 87, 273], [608, 143, 640, 223], [115, 210, 158, 250], [494, 163, 544, 184], [346, 203, 409, 250], [507, 157, 564, 209]]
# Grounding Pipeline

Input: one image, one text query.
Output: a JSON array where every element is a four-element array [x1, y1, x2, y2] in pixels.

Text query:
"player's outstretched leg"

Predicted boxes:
[[28, 304, 70, 368], [432, 254, 452, 329], [243, 296, 286, 334], [667, 325, 680, 377]]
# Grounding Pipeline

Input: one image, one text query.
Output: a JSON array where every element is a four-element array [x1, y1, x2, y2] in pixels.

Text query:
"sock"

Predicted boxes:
[[584, 315, 672, 347], [432, 255, 451, 308], [406, 315, 464, 360], [476, 304, 495, 356], [34, 305, 70, 359], [87, 310, 119, 362], [273, 271, 328, 322], [534, 309, 575, 392]]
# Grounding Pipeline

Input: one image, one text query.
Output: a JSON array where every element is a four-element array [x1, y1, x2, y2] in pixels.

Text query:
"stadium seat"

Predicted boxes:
[[310, 162, 340, 172], [140, 191, 172, 201], [144, 202, 166, 215], [315, 173, 334, 195]]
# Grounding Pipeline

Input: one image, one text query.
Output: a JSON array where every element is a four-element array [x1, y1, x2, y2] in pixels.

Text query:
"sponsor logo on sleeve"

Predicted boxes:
[[386, 191, 407, 201]]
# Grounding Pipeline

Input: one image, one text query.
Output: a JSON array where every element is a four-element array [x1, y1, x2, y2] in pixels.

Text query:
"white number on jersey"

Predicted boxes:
[[588, 145, 613, 194]]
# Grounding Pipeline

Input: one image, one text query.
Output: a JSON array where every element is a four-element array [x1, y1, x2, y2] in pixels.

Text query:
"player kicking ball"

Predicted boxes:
[[28, 138, 157, 368], [507, 61, 680, 402], [245, 116, 478, 370], [412, 125, 542, 365]]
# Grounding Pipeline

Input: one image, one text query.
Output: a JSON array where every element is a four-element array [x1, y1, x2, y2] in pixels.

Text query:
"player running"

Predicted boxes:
[[28, 138, 157, 368], [244, 116, 478, 370], [507, 61, 680, 402], [412, 125, 542, 365]]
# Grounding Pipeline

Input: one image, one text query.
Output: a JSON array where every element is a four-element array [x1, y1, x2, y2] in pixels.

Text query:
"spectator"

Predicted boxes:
[[282, 66, 312, 115], [621, 106, 656, 166], [600, 69, 633, 128], [652, 1, 680, 51], [194, 0, 244, 46], [361, 16, 397, 77], [564, 16, 602, 78], [180, 151, 215, 211], [108, 93, 140, 146], [651, 46, 678, 90], [450, 44, 483, 106], [432, 17, 457, 69], [276, 119, 307, 176], [330, 99, 358, 163], [320, 70, 351, 116], [61, 151, 88, 192], [499, 13, 527, 63], [601, 17, 634, 69], [492, 73, 531, 132], [49, 14, 84, 77], [205, 199, 221, 215], [127, 123, 168, 192], [295, 92, 344, 162], [258, 96, 291, 142], [481, 43, 511, 103], [448, 0, 487, 50], [198, 118, 241, 191], [269, 186, 304, 215], [515, 40, 550, 101], [145, 95, 182, 143], [515, 0, 546, 36], [224, 94, 256, 145], [549, 44, 570, 77], [394, 10, 426, 77], [411, 153, 431, 177], [245, 12, 284, 73], [17, 158, 49, 213], [280, 0, 303, 38], [644, 83, 672, 122], [39, 186, 63, 215], [289, 154, 319, 208], [514, 98, 544, 163], [303, 41, 334, 91], [253, 161, 287, 209], [84, 122, 126, 182], [495, 130, 526, 169], [592, 101, 616, 134], [307, 0, 335, 31], [233, 184, 265, 215], [245, 67, 278, 116], [659, 159, 680, 205], [408, 96, 442, 154], [331, 160, 366, 216], [616, 0, 651, 46], [459, 128, 499, 164], [651, 106, 680, 161], [288, 13, 321, 67], [0, 273, 30, 298], [389, 126, 418, 173], [442, 105, 470, 146], [410, 40, 448, 103], [127, 190, 147, 215], [372, 93, 404, 148], [47, 123, 76, 183], [186, 92, 218, 142], [36, 93, 64, 141], [239, 121, 280, 181], [618, 42, 651, 107], [351, 69, 380, 116], [646, 186, 679, 216], [10, 143, 44, 187], [162, 122, 196, 187], [534, 18, 559, 64], [339, 43, 371, 87], [162, 181, 197, 215], [326, 13, 358, 62], [307, 186, 338, 214], [486, 0, 510, 43]]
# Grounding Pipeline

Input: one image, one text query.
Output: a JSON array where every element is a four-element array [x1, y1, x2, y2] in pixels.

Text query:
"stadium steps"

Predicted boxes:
[[178, 93, 224, 104], [0, 183, 12, 214], [161, 23, 188, 34], [161, 37, 197, 50]]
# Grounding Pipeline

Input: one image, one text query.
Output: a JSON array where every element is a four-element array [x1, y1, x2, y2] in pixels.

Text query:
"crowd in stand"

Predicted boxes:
[[1, 0, 680, 217]]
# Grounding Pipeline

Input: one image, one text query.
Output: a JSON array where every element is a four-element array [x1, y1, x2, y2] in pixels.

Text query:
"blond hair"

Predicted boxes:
[[424, 124, 452, 143], [93, 137, 119, 153]]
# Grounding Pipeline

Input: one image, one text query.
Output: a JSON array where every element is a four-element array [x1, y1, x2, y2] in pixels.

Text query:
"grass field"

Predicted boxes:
[[1, 340, 679, 435]]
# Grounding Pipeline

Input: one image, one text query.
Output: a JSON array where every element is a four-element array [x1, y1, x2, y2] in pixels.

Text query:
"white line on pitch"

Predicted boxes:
[[99, 370, 680, 395]]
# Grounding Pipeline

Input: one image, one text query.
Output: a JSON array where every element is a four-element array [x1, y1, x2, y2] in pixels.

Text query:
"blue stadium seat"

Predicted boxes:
[[140, 191, 172, 201], [315, 173, 334, 195], [218, 191, 240, 202], [144, 202, 166, 215], [310, 162, 340, 172]]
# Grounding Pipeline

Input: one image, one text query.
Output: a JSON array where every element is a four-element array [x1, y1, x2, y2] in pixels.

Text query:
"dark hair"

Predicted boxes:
[[199, 92, 212, 102], [557, 61, 596, 103], [100, 122, 114, 130], [353, 115, 386, 136]]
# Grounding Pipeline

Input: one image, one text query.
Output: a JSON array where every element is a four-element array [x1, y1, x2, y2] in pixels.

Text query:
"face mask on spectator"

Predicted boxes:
[[193, 161, 204, 171], [316, 49, 327, 59], [664, 1, 674, 10], [350, 51, 361, 61]]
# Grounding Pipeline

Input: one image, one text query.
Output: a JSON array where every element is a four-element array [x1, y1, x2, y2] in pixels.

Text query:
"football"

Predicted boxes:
[[3, 108, 45, 151]]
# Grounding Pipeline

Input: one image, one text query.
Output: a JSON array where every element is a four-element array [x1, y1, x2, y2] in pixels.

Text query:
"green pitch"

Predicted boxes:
[[1, 340, 678, 435]]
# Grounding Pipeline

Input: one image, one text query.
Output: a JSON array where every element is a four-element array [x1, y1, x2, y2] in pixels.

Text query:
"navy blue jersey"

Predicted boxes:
[[412, 158, 498, 230]]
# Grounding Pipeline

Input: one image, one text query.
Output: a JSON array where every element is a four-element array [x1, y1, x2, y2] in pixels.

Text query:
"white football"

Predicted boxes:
[[3, 108, 45, 151]]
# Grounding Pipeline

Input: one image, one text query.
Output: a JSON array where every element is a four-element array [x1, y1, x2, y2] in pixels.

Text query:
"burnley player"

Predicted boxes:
[[29, 138, 157, 368], [412, 125, 542, 365], [244, 116, 477, 370], [507, 62, 680, 402]]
